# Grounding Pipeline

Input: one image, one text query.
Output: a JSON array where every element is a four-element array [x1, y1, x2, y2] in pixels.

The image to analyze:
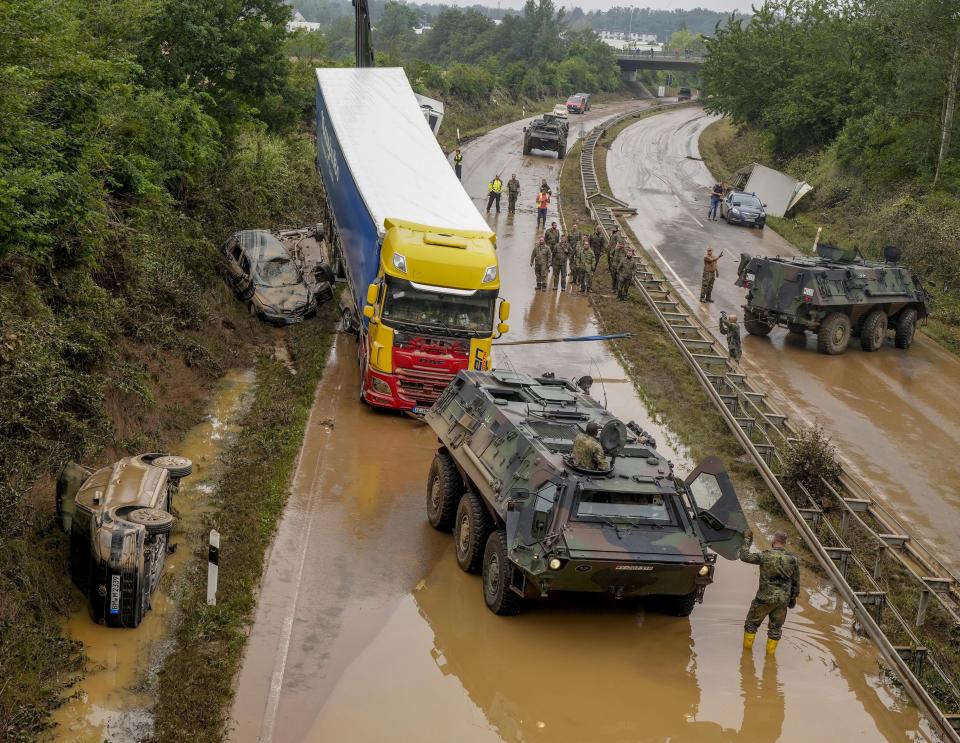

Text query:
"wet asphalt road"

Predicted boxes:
[[228, 102, 934, 742], [607, 106, 960, 573]]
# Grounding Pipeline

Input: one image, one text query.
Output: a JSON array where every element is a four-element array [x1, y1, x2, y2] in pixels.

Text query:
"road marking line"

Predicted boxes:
[[647, 242, 698, 303], [259, 383, 333, 743]]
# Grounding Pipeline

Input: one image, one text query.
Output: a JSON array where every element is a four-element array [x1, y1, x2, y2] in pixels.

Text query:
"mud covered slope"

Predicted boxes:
[[0, 0, 324, 736]]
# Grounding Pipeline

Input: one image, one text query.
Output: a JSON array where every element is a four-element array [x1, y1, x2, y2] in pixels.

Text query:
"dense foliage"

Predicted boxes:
[[701, 0, 960, 182]]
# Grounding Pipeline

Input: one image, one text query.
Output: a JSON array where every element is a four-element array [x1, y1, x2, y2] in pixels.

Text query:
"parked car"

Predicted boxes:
[[221, 229, 333, 324], [678, 87, 692, 101], [566, 93, 591, 114], [551, 104, 569, 118], [57, 453, 193, 627], [720, 191, 767, 229]]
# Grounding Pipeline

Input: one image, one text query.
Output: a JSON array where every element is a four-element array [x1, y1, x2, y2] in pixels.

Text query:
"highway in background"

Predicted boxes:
[[228, 101, 933, 743], [607, 106, 960, 573]]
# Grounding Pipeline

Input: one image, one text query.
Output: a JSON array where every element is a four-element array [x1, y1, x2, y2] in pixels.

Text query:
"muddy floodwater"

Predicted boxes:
[[230, 104, 937, 742], [51, 369, 255, 742]]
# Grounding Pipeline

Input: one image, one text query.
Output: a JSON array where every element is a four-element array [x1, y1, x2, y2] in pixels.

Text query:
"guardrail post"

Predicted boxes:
[[873, 544, 887, 582], [207, 529, 220, 606], [856, 591, 886, 624], [826, 546, 852, 579], [839, 509, 850, 539], [916, 589, 931, 628]]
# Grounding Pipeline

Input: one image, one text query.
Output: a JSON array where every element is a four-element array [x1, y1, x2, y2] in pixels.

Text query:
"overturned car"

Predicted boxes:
[[57, 453, 193, 628], [221, 228, 334, 325]]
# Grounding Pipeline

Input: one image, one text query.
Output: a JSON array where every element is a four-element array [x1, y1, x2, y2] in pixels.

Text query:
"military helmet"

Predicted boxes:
[[585, 421, 599, 436]]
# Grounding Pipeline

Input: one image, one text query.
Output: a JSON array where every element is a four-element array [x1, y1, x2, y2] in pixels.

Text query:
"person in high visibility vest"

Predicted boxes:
[[535, 189, 550, 229], [454, 149, 463, 180], [486, 175, 503, 213]]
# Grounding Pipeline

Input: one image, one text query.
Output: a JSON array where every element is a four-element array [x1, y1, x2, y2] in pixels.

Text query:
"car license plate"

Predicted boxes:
[[412, 406, 429, 416], [110, 574, 121, 614]]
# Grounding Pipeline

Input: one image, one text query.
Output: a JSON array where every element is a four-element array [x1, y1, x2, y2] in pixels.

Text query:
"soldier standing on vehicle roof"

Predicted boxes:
[[552, 232, 573, 291], [507, 174, 521, 213], [589, 226, 605, 265], [719, 311, 742, 363], [701, 247, 723, 303], [571, 421, 607, 470], [739, 528, 800, 655], [486, 175, 503, 213], [454, 148, 463, 180], [530, 237, 552, 291], [536, 190, 550, 229], [576, 238, 596, 294]]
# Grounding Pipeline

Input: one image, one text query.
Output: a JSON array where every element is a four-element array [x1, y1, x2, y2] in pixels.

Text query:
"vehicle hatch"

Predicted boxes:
[[683, 456, 747, 559]]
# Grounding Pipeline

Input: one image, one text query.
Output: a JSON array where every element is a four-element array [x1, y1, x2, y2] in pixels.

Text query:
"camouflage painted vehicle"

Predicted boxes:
[[424, 369, 747, 616], [522, 113, 568, 159], [736, 244, 932, 355]]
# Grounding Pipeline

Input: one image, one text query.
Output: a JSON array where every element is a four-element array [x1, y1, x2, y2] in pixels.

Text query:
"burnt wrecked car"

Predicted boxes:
[[56, 453, 193, 627], [221, 229, 334, 324]]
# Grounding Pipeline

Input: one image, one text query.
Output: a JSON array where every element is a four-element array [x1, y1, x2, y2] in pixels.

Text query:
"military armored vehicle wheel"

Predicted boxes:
[[523, 139, 532, 156], [454, 492, 491, 574], [426, 451, 463, 532], [557, 141, 566, 159], [859, 310, 888, 352], [787, 323, 807, 335], [895, 308, 918, 349], [817, 312, 852, 355], [482, 530, 522, 616], [743, 311, 772, 337], [656, 591, 697, 617], [127, 507, 175, 536]]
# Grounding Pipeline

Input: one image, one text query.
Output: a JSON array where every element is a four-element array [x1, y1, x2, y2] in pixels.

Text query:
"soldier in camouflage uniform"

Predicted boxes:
[[607, 228, 622, 285], [551, 233, 572, 290], [615, 247, 636, 300], [576, 238, 596, 293], [571, 421, 607, 469], [507, 173, 521, 213], [719, 311, 742, 363], [530, 237, 552, 291], [544, 221, 560, 249], [588, 226, 605, 266], [565, 230, 581, 288], [700, 247, 722, 303], [738, 528, 800, 654]]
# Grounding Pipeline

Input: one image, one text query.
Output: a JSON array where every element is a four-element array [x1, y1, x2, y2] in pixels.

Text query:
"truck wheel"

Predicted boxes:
[[657, 591, 697, 617], [557, 143, 566, 160], [743, 310, 772, 336], [817, 312, 851, 355], [426, 451, 463, 531], [523, 140, 532, 156], [895, 308, 918, 349], [787, 323, 807, 335], [127, 508, 175, 536], [482, 530, 522, 616], [859, 310, 887, 352], [454, 492, 491, 574]]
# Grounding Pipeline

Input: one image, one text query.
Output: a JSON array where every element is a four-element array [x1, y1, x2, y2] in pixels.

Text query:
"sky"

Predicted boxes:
[[440, 0, 751, 11]]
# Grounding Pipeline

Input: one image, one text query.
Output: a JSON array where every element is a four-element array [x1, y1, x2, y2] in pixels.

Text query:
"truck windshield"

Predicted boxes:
[[576, 489, 673, 524], [381, 279, 495, 336]]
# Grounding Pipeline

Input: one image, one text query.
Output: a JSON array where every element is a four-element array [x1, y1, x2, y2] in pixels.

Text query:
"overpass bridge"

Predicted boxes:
[[616, 50, 704, 79]]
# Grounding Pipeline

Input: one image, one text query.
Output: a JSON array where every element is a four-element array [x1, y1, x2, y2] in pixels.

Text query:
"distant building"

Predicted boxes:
[[597, 30, 658, 44], [413, 24, 432, 35], [287, 10, 321, 32]]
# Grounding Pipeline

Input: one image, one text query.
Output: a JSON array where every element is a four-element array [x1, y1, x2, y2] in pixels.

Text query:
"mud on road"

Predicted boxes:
[[229, 103, 936, 742], [607, 106, 960, 574]]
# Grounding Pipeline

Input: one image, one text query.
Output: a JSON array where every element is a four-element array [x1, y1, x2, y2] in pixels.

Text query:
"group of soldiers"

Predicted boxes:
[[530, 215, 639, 300]]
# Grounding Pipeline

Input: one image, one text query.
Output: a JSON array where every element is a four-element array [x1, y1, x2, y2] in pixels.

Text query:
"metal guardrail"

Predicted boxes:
[[569, 105, 960, 741]]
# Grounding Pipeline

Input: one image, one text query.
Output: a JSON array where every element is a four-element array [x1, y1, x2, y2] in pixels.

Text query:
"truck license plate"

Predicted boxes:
[[110, 574, 121, 614]]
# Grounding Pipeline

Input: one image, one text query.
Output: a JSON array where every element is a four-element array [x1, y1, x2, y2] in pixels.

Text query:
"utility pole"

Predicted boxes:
[[934, 28, 959, 186]]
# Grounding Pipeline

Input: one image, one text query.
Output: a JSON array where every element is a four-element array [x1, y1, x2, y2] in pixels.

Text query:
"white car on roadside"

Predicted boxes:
[[551, 104, 569, 118]]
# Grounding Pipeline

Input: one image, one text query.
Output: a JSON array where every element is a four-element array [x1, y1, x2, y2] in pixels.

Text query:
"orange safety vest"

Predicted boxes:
[[536, 192, 550, 209]]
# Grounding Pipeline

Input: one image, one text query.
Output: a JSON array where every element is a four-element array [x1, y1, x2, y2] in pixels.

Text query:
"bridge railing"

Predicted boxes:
[[615, 50, 705, 63]]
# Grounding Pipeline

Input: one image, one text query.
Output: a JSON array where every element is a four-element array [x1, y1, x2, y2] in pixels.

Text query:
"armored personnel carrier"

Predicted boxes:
[[736, 244, 931, 355], [423, 369, 747, 616], [522, 113, 568, 159]]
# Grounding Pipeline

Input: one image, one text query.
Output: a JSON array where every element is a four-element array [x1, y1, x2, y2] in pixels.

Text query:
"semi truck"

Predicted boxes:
[[315, 67, 509, 412]]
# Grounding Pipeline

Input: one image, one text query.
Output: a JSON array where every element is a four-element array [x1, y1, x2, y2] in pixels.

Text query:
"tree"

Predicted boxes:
[[376, 1, 420, 55]]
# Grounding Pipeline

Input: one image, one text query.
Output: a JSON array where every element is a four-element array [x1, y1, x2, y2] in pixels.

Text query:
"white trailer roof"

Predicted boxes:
[[315, 67, 491, 237]]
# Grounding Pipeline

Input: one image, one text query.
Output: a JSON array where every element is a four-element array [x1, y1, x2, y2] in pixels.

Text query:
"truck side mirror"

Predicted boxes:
[[363, 305, 375, 319], [497, 322, 509, 336], [366, 283, 378, 305], [499, 300, 511, 322]]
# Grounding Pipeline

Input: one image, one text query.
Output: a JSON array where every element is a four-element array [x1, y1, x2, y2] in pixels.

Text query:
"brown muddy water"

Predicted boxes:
[[230, 105, 938, 742], [50, 368, 255, 742]]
